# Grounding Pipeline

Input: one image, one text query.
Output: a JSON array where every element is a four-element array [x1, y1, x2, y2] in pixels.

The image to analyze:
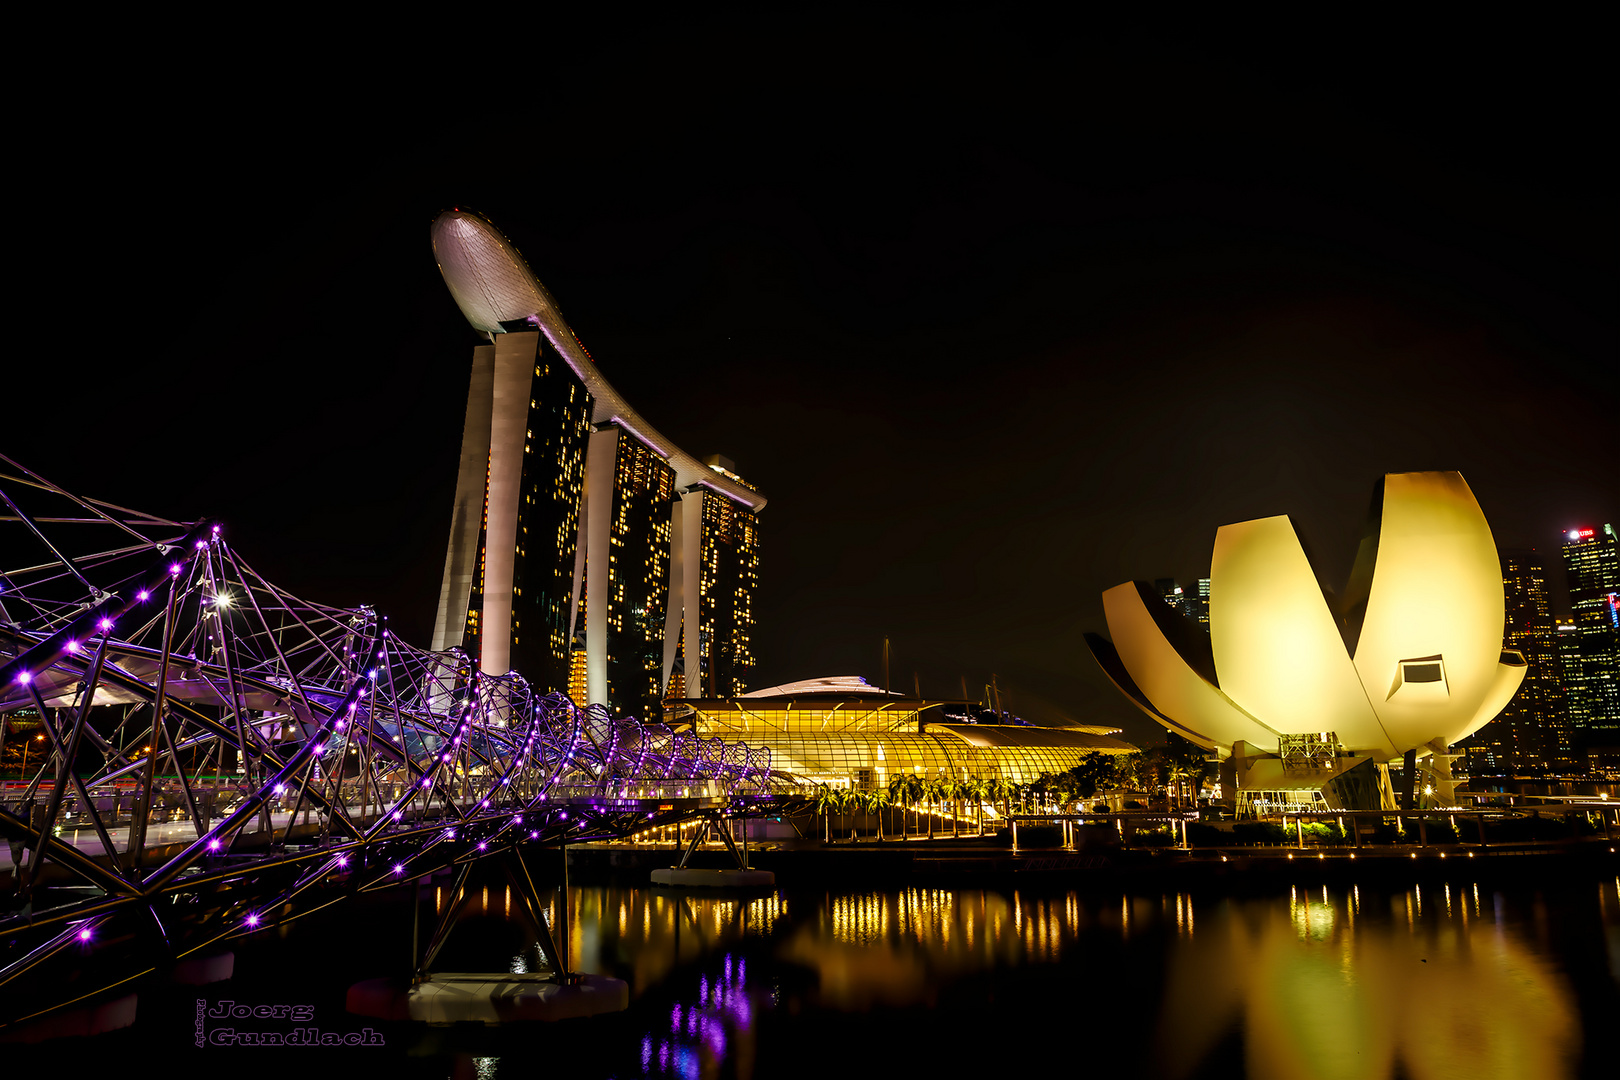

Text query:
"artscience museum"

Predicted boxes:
[[1087, 472, 1526, 815]]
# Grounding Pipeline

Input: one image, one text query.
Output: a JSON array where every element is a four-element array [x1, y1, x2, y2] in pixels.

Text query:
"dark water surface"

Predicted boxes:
[[20, 867, 1620, 1078]]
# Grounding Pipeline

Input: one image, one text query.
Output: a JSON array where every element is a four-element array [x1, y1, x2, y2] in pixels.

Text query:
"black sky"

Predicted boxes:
[[10, 14, 1614, 743]]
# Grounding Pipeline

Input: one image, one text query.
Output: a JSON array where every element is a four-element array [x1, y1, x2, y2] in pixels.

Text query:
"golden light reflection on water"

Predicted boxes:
[[775, 886, 1105, 1009], [510, 886, 794, 996], [771, 883, 1590, 1077], [443, 873, 1605, 1079], [1157, 886, 1584, 1080]]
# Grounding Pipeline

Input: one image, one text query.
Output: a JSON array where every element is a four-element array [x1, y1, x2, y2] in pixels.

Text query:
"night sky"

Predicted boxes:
[[11, 16, 1614, 744]]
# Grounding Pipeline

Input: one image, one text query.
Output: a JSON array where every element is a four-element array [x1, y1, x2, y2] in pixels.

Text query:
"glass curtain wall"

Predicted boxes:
[[607, 435, 675, 719]]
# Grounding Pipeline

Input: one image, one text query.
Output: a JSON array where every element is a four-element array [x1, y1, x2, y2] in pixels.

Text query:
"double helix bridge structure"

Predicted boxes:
[[0, 458, 805, 1030]]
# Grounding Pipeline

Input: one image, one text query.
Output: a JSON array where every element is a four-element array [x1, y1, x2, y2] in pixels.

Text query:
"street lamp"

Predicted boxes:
[[21, 733, 45, 777]]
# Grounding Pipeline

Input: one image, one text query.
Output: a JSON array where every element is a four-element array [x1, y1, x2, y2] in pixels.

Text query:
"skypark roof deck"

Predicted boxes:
[[431, 208, 764, 513]]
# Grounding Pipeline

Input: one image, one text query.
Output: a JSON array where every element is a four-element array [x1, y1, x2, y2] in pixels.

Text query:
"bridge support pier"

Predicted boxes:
[[652, 811, 775, 888]]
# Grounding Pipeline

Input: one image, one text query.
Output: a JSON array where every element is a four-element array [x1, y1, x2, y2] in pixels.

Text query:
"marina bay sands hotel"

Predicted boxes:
[[428, 209, 763, 719]]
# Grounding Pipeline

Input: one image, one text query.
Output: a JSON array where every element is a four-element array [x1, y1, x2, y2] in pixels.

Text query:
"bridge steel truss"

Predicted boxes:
[[0, 457, 796, 1029]]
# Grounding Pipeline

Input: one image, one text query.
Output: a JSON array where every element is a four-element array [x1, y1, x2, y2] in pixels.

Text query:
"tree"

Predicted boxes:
[[1161, 733, 1211, 808], [925, 778, 946, 838], [865, 787, 891, 841], [944, 778, 963, 838], [965, 777, 988, 834], [915, 775, 933, 835], [835, 787, 860, 840], [887, 773, 910, 837], [983, 776, 1010, 826], [917, 779, 932, 837], [1068, 752, 1115, 799], [812, 784, 840, 843], [1115, 752, 1151, 796]]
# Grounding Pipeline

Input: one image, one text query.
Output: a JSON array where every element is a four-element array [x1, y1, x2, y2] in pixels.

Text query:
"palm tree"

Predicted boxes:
[[1162, 733, 1210, 808], [943, 778, 962, 838], [865, 787, 891, 841], [985, 778, 998, 832], [836, 787, 859, 841], [982, 777, 1004, 829], [1113, 753, 1149, 803], [888, 773, 912, 838], [924, 778, 943, 839], [905, 774, 927, 838], [965, 777, 989, 835], [812, 783, 839, 843]]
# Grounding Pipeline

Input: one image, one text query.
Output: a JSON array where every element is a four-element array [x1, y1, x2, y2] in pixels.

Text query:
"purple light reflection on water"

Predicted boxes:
[[698, 1015, 727, 1061], [726, 991, 751, 1030], [634, 949, 759, 1076]]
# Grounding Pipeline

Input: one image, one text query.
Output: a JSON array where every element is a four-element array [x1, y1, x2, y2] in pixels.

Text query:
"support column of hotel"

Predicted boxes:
[[681, 490, 705, 698], [480, 331, 541, 675], [585, 425, 620, 706], [662, 496, 684, 697], [431, 344, 495, 652]]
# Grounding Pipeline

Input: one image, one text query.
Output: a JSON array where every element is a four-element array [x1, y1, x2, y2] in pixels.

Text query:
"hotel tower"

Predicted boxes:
[[427, 209, 765, 719]]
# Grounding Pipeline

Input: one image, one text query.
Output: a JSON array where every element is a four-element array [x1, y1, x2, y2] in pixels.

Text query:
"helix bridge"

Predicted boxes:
[[0, 457, 802, 1029]]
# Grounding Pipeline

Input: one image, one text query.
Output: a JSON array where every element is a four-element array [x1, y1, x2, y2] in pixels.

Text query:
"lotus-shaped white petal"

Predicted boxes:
[[1088, 471, 1525, 758]]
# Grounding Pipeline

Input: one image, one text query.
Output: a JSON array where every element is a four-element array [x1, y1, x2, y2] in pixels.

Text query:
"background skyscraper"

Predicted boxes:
[[1560, 524, 1620, 755], [1152, 578, 1209, 629], [1193, 578, 1211, 630], [1462, 548, 1575, 774], [1154, 578, 1188, 619]]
